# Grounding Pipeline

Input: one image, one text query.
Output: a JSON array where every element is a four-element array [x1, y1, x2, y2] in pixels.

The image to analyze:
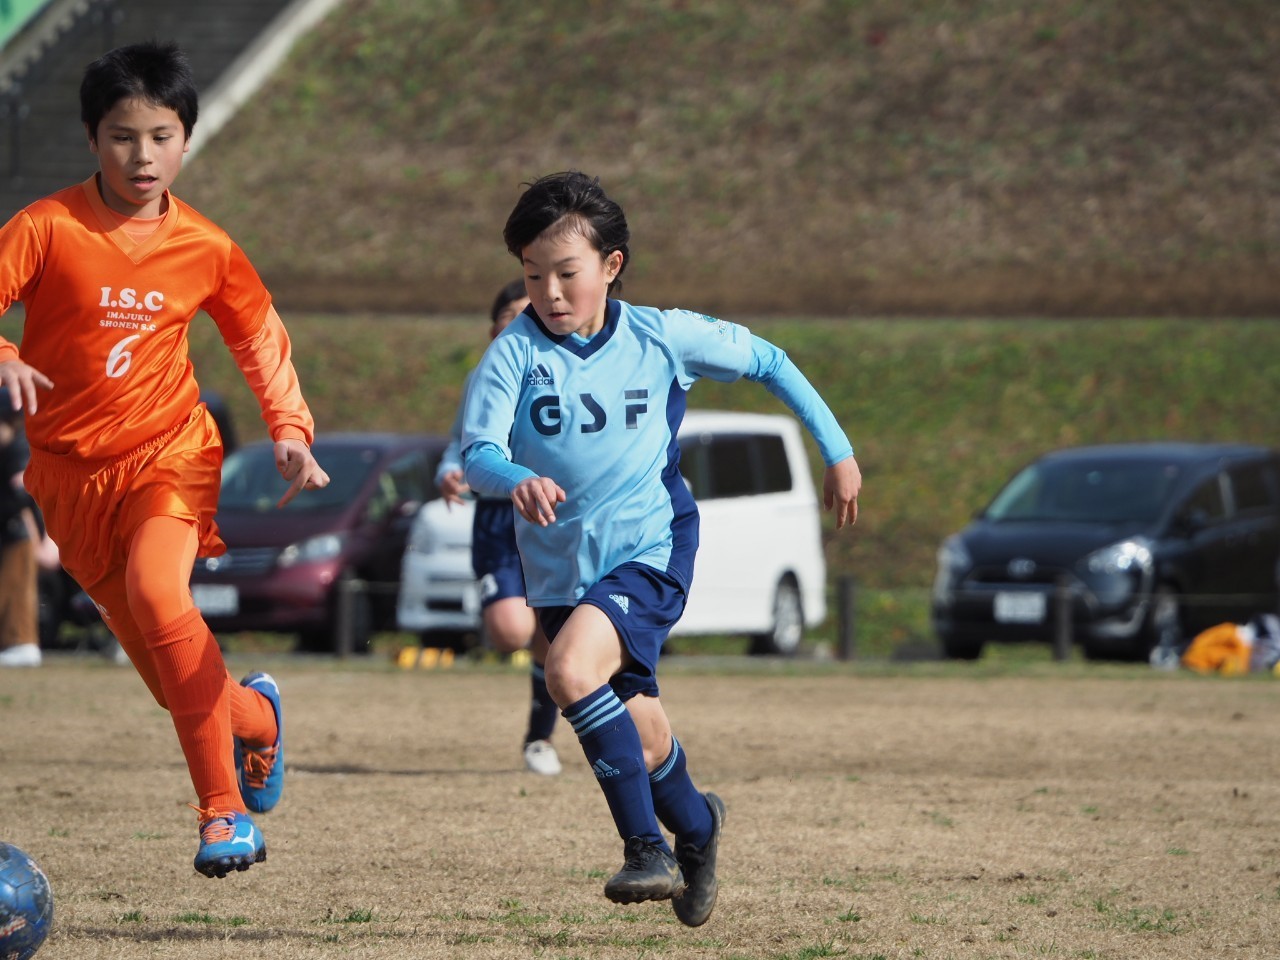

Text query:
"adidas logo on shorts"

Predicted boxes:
[[609, 594, 630, 614]]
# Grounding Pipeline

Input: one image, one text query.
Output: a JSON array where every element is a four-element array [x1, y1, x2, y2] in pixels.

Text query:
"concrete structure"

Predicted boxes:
[[0, 0, 341, 218]]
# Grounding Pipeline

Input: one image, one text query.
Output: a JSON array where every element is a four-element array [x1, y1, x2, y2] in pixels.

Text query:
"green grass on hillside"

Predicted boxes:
[[178, 0, 1280, 316]]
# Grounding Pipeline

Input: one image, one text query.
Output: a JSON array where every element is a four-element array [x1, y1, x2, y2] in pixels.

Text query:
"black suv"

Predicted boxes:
[[932, 443, 1280, 661]]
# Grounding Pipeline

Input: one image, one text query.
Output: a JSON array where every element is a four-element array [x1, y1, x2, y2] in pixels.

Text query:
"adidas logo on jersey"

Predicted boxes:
[[592, 758, 621, 779], [527, 363, 555, 387], [609, 594, 630, 615]]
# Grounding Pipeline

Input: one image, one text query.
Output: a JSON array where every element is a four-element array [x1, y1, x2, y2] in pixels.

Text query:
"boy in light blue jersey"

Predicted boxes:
[[462, 171, 860, 926]]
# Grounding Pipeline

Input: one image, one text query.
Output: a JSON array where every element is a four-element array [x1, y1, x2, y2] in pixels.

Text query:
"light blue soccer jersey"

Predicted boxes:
[[462, 299, 852, 607]]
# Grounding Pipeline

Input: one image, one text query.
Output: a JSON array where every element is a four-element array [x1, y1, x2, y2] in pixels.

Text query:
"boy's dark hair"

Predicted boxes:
[[490, 278, 528, 324], [80, 40, 199, 141], [503, 171, 630, 295]]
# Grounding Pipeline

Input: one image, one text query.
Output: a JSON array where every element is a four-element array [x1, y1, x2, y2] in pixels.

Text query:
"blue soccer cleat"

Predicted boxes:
[[192, 807, 266, 878], [235, 672, 285, 813]]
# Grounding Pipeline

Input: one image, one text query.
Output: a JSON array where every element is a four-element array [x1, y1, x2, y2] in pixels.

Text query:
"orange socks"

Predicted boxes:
[[143, 607, 241, 813], [227, 652, 278, 748]]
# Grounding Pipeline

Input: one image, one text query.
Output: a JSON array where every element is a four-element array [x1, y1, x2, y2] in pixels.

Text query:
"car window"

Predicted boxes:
[[385, 450, 432, 506], [677, 433, 792, 501], [756, 435, 792, 493], [986, 459, 1182, 523], [1228, 461, 1278, 513], [1177, 475, 1227, 526], [220, 444, 380, 513], [364, 449, 433, 522]]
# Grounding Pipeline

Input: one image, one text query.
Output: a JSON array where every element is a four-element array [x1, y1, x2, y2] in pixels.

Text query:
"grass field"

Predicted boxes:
[[4, 653, 1279, 960]]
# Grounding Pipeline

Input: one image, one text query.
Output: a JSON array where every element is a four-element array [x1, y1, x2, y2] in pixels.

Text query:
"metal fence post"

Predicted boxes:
[[1053, 577, 1072, 661], [335, 577, 355, 659], [837, 575, 857, 660]]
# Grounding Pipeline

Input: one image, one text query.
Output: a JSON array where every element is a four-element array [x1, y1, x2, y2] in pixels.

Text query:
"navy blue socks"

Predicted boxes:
[[564, 685, 668, 851], [649, 736, 713, 849], [525, 661, 559, 744]]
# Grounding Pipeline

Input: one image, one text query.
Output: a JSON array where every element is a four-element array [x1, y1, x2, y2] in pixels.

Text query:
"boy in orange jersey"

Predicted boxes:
[[0, 41, 330, 878]]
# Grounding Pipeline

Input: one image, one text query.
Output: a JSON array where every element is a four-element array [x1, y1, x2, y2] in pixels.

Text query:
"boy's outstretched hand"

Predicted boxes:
[[512, 475, 566, 527], [437, 467, 471, 507], [0, 359, 54, 414], [275, 438, 330, 508], [824, 456, 862, 530]]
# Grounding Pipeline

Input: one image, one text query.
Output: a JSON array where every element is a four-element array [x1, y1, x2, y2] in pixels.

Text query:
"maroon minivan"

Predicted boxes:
[[190, 433, 447, 654]]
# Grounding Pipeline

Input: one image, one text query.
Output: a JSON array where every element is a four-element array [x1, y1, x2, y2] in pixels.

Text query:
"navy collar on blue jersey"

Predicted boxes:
[[526, 299, 621, 360]]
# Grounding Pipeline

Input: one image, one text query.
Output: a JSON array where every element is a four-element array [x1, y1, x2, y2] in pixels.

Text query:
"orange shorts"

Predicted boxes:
[[25, 403, 226, 600]]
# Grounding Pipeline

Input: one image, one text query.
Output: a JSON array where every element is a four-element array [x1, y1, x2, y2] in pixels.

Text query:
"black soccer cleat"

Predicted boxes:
[[603, 836, 686, 904], [672, 792, 726, 926]]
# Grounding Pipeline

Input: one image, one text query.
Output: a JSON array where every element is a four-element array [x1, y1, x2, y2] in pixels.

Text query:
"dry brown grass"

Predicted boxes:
[[4, 654, 1279, 959]]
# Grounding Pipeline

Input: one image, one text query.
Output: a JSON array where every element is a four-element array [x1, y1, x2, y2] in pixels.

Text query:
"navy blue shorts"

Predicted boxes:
[[537, 561, 687, 701], [472, 499, 526, 608]]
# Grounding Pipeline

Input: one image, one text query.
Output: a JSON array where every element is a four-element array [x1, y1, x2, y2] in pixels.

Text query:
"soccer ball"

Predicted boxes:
[[0, 843, 53, 960]]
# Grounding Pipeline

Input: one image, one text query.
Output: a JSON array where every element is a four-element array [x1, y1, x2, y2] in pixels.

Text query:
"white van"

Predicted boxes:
[[397, 409, 828, 655]]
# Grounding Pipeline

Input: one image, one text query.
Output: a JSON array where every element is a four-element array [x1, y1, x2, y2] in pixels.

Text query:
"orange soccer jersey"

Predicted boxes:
[[0, 175, 312, 460], [0, 175, 304, 815]]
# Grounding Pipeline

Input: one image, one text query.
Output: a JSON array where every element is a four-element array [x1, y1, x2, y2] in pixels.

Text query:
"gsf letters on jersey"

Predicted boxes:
[[529, 389, 650, 436]]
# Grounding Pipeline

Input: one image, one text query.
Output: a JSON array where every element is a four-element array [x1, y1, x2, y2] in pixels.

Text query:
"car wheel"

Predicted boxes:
[[1081, 585, 1180, 662], [297, 570, 372, 655], [939, 633, 985, 660], [1141, 584, 1181, 661], [750, 576, 804, 656]]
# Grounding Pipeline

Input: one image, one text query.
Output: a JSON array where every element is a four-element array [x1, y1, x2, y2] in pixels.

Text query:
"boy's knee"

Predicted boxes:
[[482, 599, 535, 653], [543, 659, 608, 709]]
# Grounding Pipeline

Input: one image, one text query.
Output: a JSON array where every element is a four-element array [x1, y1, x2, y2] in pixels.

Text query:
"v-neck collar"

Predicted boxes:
[[529, 299, 621, 360], [81, 175, 178, 263]]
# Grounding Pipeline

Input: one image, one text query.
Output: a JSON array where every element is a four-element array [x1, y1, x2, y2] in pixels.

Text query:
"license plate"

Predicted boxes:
[[994, 591, 1045, 624], [192, 584, 239, 616]]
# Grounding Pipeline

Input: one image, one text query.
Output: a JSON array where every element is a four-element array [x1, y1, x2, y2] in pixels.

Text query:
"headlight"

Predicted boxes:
[[933, 535, 971, 601], [1084, 537, 1153, 577], [936, 535, 971, 572], [277, 533, 345, 568]]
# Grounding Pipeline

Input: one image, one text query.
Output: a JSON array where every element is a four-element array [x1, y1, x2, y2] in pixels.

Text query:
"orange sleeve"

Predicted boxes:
[[0, 210, 43, 364], [224, 306, 315, 446]]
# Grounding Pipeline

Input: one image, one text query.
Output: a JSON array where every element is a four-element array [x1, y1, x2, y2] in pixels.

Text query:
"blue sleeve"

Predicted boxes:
[[463, 441, 537, 498], [432, 370, 470, 487], [746, 335, 854, 466], [460, 337, 540, 496], [433, 420, 464, 489], [433, 437, 462, 488], [663, 310, 754, 385]]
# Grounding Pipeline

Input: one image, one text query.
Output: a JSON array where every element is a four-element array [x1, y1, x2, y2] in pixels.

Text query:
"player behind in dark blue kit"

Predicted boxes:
[[461, 171, 861, 926], [434, 279, 561, 775]]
